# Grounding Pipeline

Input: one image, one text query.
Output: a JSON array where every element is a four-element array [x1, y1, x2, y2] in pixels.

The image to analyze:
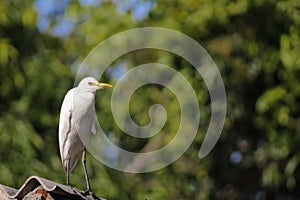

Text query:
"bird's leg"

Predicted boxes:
[[66, 157, 70, 185], [82, 147, 92, 192]]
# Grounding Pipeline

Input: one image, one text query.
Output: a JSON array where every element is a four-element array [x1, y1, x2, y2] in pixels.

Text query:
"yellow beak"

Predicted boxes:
[[95, 82, 113, 88]]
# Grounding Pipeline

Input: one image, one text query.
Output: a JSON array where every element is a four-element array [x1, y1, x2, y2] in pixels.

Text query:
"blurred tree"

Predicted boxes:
[[1, 0, 300, 199], [0, 0, 74, 186]]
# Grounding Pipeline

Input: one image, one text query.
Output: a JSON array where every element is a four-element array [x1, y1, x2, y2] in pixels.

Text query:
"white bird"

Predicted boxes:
[[59, 77, 112, 192]]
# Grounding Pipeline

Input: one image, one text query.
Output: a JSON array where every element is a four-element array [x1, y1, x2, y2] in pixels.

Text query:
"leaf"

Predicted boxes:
[[256, 86, 286, 113]]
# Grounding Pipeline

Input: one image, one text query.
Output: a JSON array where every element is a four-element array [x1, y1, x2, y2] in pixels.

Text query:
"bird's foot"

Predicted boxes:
[[65, 183, 73, 189], [83, 190, 102, 200], [83, 189, 92, 195]]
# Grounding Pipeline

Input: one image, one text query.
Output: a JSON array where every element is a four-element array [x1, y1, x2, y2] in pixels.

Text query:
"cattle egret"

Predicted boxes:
[[59, 77, 112, 192]]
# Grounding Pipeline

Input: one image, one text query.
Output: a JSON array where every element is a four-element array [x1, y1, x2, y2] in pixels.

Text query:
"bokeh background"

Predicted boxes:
[[1, 0, 300, 199]]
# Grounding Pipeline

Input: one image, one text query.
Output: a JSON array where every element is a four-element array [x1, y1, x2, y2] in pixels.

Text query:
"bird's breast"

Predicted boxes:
[[72, 93, 95, 145]]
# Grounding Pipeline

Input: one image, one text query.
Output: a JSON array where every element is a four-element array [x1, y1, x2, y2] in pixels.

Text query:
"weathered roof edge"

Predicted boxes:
[[0, 176, 104, 199]]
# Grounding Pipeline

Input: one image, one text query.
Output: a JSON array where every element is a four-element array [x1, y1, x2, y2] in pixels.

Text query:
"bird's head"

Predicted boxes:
[[78, 77, 113, 92]]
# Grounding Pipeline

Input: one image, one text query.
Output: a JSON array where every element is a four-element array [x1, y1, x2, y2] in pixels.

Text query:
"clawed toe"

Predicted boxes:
[[83, 190, 101, 200]]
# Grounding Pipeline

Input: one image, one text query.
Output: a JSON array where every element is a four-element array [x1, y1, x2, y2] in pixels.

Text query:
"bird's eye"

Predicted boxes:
[[88, 82, 95, 86]]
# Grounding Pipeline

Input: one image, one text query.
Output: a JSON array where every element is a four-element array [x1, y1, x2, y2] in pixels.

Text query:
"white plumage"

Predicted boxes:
[[58, 77, 112, 191]]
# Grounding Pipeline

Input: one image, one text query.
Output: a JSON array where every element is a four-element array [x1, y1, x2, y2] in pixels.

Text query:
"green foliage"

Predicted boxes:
[[1, 0, 300, 199]]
